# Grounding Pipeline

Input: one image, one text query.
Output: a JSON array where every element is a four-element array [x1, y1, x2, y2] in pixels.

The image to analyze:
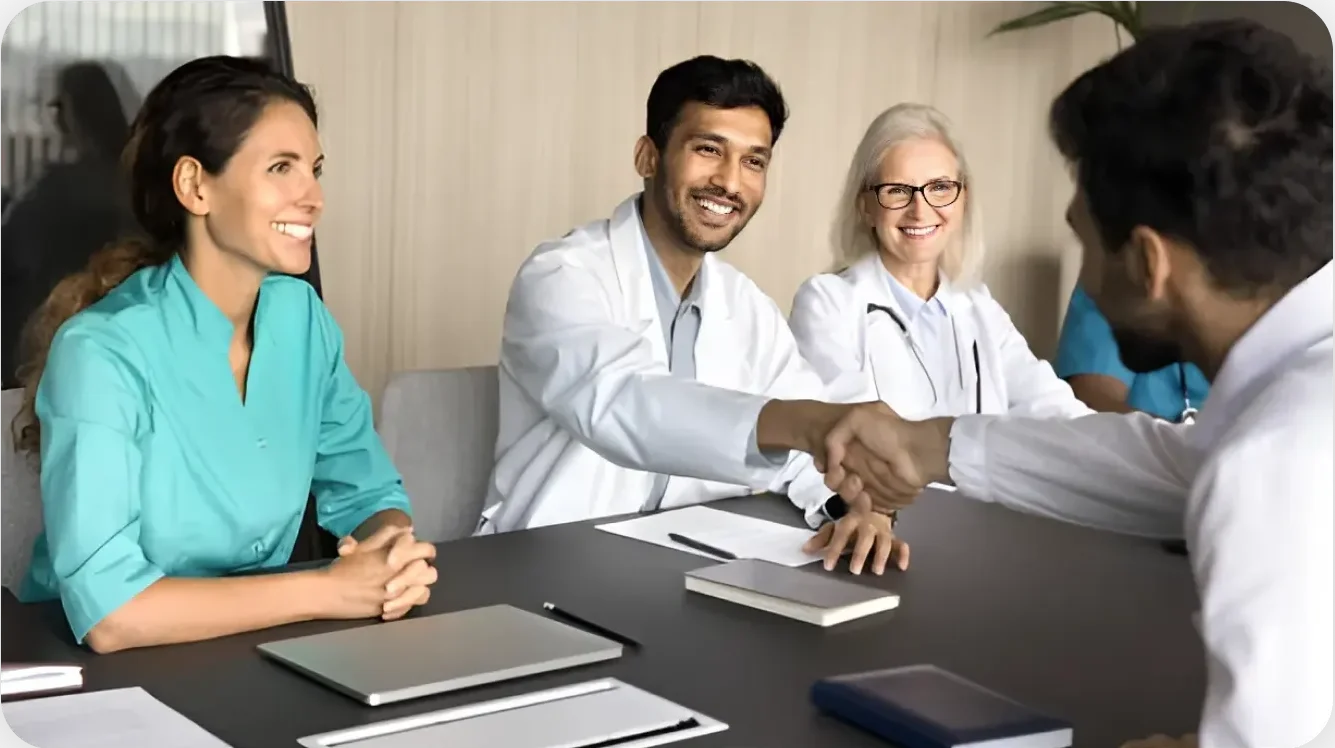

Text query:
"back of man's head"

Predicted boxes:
[[1050, 19, 1332, 297], [645, 55, 788, 151]]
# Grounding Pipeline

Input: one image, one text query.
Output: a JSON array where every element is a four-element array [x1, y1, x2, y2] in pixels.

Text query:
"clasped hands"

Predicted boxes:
[[812, 401, 953, 515], [324, 524, 438, 621]]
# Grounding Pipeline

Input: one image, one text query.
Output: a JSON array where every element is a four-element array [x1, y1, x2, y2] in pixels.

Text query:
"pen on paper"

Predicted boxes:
[[542, 603, 641, 648], [667, 533, 738, 561]]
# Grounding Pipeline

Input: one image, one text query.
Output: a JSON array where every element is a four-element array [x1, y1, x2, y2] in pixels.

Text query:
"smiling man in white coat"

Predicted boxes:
[[823, 20, 1333, 748], [478, 56, 907, 575]]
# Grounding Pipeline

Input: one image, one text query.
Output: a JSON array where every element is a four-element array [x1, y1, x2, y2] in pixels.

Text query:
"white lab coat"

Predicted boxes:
[[480, 195, 833, 533], [789, 253, 1092, 420], [946, 262, 1334, 748]]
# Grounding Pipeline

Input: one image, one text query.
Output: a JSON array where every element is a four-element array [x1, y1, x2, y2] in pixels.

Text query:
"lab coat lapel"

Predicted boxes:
[[936, 277, 979, 412], [608, 194, 669, 366], [850, 255, 935, 415], [693, 255, 740, 388]]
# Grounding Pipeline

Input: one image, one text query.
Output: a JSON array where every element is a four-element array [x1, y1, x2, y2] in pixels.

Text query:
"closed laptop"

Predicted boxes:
[[257, 604, 624, 706]]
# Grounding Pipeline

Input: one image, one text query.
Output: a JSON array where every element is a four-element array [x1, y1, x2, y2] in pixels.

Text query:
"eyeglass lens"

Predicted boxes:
[[874, 180, 961, 210]]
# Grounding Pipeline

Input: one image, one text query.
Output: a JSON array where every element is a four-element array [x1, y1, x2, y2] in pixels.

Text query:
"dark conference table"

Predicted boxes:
[[4, 489, 1205, 747]]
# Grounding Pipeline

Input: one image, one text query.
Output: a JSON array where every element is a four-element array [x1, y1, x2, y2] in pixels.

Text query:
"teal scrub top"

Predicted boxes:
[[1055, 284, 1210, 421], [18, 255, 412, 643]]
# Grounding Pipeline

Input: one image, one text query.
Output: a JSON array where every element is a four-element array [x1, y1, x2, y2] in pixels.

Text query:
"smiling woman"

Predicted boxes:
[[788, 102, 1093, 422], [7, 56, 438, 654]]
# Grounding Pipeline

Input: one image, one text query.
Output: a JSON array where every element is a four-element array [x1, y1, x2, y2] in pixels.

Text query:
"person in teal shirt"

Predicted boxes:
[[10, 56, 438, 653], [1055, 284, 1210, 421]]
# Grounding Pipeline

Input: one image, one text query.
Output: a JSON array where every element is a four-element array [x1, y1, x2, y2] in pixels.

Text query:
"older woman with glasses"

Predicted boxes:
[[790, 103, 1095, 560], [790, 102, 1091, 425]]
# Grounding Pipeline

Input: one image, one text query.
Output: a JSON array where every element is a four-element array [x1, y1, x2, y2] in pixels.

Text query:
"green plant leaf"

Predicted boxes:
[[987, 3, 1098, 36], [1109, 1, 1145, 38]]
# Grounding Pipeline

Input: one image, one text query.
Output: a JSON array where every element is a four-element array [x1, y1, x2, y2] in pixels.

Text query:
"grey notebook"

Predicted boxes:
[[685, 559, 899, 626], [256, 605, 624, 706]]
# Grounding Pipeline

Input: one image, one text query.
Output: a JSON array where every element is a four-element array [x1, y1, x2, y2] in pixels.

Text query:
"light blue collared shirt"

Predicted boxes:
[[883, 268, 960, 405], [643, 223, 703, 380], [637, 215, 790, 512], [19, 255, 412, 642], [641, 221, 704, 511]]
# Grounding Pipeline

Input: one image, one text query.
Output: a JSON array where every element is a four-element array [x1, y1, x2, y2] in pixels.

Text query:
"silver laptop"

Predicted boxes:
[[256, 604, 624, 706]]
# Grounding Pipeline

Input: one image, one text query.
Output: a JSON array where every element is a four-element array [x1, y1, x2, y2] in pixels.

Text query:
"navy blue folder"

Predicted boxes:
[[811, 664, 1073, 748]]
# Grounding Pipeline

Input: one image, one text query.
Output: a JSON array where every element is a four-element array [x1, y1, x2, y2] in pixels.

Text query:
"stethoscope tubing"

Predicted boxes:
[[867, 303, 981, 415]]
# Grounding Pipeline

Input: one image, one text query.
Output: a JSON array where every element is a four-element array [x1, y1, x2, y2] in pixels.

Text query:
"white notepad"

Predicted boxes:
[[686, 559, 900, 626], [2, 686, 233, 748], [595, 505, 820, 567]]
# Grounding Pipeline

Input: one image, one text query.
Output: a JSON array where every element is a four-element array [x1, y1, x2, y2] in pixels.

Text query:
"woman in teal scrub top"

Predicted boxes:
[[1055, 284, 1210, 421], [10, 56, 438, 653]]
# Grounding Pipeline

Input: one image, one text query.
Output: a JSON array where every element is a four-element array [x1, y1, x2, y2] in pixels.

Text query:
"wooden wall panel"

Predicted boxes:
[[289, 1, 1118, 405]]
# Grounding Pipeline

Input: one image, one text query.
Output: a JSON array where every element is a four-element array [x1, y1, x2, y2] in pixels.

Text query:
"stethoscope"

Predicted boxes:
[[867, 303, 982, 415], [1176, 363, 1198, 424]]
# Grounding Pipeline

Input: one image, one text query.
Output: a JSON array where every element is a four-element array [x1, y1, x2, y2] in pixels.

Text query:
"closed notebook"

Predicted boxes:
[[811, 664, 1073, 748], [684, 558, 898, 626]]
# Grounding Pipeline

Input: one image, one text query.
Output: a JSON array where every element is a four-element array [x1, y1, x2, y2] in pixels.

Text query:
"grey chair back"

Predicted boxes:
[[377, 367, 500, 543], [1, 388, 42, 591]]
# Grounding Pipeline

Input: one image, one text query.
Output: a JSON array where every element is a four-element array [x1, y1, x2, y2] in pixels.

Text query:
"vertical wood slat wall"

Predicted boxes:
[[288, 1, 1117, 406]]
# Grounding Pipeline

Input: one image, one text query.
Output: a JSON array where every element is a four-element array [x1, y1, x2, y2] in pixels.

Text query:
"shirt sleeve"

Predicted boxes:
[[310, 306, 413, 539], [947, 412, 1191, 538], [35, 324, 165, 644], [1053, 284, 1135, 385], [500, 249, 775, 486]]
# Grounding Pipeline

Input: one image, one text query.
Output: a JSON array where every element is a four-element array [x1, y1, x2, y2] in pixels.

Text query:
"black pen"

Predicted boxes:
[[542, 602, 641, 649], [667, 532, 738, 561]]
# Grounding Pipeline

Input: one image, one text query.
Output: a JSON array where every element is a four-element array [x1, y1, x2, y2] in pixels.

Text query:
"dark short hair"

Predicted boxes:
[[645, 55, 788, 150], [1050, 19, 1332, 295]]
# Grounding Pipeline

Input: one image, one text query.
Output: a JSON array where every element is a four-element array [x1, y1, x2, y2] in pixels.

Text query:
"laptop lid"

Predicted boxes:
[[256, 605, 623, 706]]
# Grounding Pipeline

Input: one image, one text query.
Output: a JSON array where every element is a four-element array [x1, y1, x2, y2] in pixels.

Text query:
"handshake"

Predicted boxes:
[[763, 400, 956, 514]]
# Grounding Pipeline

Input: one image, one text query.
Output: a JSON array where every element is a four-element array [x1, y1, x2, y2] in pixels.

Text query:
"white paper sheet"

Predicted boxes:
[[595, 506, 820, 567], [2, 686, 233, 748]]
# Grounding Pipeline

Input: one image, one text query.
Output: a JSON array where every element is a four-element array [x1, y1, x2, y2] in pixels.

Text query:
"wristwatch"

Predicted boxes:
[[820, 494, 898, 528]]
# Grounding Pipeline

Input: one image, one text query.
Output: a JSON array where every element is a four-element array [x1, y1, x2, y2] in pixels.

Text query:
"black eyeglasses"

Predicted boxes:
[[868, 180, 964, 210]]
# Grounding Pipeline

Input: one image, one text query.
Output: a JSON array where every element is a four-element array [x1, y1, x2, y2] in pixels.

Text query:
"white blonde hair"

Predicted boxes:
[[830, 103, 985, 286]]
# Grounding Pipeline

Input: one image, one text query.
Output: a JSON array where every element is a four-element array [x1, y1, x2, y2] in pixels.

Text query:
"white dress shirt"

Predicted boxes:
[[946, 262, 1333, 747]]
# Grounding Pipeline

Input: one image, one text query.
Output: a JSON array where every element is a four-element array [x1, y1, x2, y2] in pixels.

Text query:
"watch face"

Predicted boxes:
[[825, 495, 848, 520]]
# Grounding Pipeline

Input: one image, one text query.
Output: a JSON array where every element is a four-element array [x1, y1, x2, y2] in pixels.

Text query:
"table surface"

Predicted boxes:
[[2, 490, 1206, 748]]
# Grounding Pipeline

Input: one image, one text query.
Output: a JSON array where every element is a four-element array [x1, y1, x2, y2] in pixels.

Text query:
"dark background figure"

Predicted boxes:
[[2, 60, 141, 388]]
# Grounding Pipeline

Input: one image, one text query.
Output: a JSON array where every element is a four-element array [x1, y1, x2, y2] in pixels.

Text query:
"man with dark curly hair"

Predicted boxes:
[[819, 19, 1332, 748]]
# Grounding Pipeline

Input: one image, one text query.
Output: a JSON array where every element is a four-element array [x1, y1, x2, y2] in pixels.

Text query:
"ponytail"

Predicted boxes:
[[11, 238, 174, 458]]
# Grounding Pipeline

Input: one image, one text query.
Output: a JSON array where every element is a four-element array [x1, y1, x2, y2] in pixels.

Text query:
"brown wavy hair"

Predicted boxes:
[[11, 55, 318, 458]]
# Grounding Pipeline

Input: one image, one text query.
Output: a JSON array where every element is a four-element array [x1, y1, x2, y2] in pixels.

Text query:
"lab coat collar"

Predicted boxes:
[[1190, 261, 1333, 451], [846, 252, 962, 318], [609, 193, 734, 325]]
